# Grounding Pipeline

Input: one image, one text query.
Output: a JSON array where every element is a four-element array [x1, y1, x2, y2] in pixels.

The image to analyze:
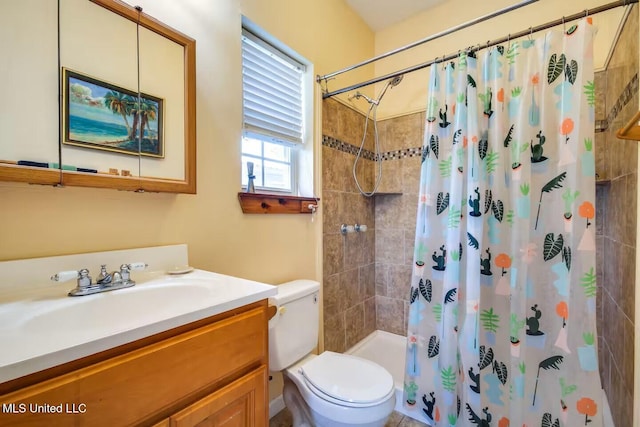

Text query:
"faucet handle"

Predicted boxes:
[[119, 262, 147, 282], [51, 270, 80, 282], [128, 262, 147, 271], [51, 268, 92, 290], [120, 262, 147, 273]]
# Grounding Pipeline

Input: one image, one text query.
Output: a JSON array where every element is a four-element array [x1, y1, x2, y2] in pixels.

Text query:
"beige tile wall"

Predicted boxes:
[[375, 112, 424, 335], [594, 6, 637, 426], [322, 98, 376, 352], [321, 99, 425, 344]]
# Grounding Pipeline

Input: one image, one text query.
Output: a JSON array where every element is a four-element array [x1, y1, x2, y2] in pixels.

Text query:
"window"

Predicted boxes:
[[241, 27, 305, 194]]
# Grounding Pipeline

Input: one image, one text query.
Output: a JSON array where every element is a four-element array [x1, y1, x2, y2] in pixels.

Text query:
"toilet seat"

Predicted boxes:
[[299, 351, 394, 407]]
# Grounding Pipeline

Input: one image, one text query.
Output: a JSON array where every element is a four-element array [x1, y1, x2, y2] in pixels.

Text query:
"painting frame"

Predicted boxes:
[[62, 68, 164, 158]]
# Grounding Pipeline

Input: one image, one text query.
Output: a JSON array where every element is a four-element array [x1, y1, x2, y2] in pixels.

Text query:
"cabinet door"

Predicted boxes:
[[170, 366, 267, 427]]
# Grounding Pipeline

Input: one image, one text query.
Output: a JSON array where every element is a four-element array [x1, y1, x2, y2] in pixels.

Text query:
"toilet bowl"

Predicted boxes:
[[269, 280, 396, 426], [282, 353, 396, 426]]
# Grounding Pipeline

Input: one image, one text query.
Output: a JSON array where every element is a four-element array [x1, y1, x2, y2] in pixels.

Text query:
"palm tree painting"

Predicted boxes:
[[63, 69, 163, 157]]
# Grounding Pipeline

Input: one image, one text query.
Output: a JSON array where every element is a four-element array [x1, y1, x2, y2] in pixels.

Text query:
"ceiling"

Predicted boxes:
[[345, 0, 447, 31], [343, 0, 628, 72]]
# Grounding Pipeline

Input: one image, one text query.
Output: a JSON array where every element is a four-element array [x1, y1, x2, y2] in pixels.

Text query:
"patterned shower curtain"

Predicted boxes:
[[403, 20, 602, 426]]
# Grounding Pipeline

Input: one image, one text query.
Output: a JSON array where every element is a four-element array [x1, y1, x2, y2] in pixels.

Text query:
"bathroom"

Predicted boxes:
[[0, 0, 638, 426]]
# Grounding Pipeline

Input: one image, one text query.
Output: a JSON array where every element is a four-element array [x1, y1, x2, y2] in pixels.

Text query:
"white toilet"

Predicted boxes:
[[269, 280, 396, 427]]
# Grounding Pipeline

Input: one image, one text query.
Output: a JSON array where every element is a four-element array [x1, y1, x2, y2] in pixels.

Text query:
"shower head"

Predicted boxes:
[[389, 75, 403, 87], [350, 75, 403, 106], [375, 74, 403, 104]]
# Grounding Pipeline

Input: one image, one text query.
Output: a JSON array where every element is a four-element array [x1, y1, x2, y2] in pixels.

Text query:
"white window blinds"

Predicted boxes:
[[242, 29, 305, 146]]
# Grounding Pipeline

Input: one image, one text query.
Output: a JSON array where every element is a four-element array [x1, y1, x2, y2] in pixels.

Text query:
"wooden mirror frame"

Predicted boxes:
[[0, 0, 196, 194]]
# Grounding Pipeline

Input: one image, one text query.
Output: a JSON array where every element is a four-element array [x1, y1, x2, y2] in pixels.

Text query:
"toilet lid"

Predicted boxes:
[[299, 352, 394, 404]]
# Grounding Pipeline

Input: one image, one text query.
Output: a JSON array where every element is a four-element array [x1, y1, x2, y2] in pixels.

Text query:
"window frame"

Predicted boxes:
[[240, 21, 308, 195], [241, 136, 297, 194]]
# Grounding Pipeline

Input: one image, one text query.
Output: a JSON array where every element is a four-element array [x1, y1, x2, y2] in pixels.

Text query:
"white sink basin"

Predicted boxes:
[[0, 269, 277, 384], [24, 280, 217, 334]]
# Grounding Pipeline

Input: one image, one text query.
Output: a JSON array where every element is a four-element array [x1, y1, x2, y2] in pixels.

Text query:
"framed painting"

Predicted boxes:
[[62, 69, 164, 158]]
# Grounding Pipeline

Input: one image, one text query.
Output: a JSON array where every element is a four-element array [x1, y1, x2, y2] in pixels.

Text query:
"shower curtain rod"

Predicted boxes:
[[320, 0, 638, 99], [318, 0, 539, 83]]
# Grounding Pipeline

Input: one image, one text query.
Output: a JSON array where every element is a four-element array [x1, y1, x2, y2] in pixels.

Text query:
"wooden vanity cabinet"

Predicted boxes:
[[0, 300, 269, 427]]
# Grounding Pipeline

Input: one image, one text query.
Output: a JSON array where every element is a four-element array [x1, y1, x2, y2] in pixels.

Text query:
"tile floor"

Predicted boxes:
[[269, 408, 429, 427]]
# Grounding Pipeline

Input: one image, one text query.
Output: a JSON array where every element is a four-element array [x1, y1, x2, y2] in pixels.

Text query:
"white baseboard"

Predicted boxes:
[[269, 395, 286, 419]]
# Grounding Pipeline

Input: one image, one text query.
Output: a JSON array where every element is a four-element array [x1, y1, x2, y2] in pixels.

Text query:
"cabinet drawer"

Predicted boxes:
[[170, 366, 267, 427], [0, 306, 267, 427]]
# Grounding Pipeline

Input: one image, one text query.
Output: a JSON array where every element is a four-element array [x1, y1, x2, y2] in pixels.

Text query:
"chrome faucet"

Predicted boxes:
[[51, 262, 147, 296]]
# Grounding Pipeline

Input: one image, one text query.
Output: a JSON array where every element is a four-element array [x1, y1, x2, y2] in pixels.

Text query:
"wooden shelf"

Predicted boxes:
[[237, 192, 319, 214], [617, 110, 640, 141], [596, 179, 611, 186]]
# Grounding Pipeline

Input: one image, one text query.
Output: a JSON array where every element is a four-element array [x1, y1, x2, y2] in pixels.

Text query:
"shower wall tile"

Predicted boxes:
[[373, 111, 425, 338], [322, 98, 377, 353], [378, 111, 424, 152], [341, 267, 360, 309], [323, 190, 341, 234], [595, 16, 638, 418], [375, 264, 389, 297], [622, 315, 635, 393], [376, 295, 405, 335], [594, 132, 607, 179], [344, 233, 365, 267], [323, 273, 347, 320], [620, 243, 636, 321], [375, 195, 403, 229], [322, 146, 343, 192], [364, 297, 376, 336], [595, 185, 606, 236], [402, 156, 422, 196], [341, 192, 374, 228], [322, 98, 339, 139], [404, 229, 416, 266], [345, 303, 365, 349], [323, 234, 344, 277], [339, 103, 365, 147], [387, 264, 412, 301], [375, 229, 405, 265], [378, 160, 402, 193], [599, 59, 637, 422], [594, 71, 606, 122], [365, 122, 375, 153], [363, 230, 376, 265], [598, 338, 611, 396], [323, 312, 346, 353], [359, 263, 376, 299]]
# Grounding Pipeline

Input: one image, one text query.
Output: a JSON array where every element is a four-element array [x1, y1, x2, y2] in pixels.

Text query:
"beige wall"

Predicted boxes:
[[0, 0, 374, 412], [0, 0, 374, 289], [369, 0, 626, 120]]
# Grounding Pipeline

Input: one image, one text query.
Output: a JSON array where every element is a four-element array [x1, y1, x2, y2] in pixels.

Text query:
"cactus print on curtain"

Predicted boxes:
[[403, 20, 601, 426]]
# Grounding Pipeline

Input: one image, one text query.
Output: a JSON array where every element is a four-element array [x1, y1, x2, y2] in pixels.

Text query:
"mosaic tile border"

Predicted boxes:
[[322, 135, 376, 161], [598, 73, 638, 133], [378, 147, 423, 161], [322, 135, 423, 162]]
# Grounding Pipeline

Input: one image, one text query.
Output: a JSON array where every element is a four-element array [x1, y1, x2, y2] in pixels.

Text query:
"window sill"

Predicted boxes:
[[237, 192, 319, 214]]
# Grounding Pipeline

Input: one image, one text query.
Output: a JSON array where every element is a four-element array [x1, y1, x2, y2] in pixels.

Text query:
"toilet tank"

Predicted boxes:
[[268, 280, 320, 371]]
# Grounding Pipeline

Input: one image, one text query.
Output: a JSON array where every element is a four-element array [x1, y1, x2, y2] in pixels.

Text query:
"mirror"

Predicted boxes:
[[0, 0, 196, 193]]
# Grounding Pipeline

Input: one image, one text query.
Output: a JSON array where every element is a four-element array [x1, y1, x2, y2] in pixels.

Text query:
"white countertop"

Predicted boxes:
[[0, 269, 276, 384]]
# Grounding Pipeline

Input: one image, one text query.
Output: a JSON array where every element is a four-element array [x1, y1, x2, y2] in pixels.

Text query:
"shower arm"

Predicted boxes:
[[319, 0, 638, 99]]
